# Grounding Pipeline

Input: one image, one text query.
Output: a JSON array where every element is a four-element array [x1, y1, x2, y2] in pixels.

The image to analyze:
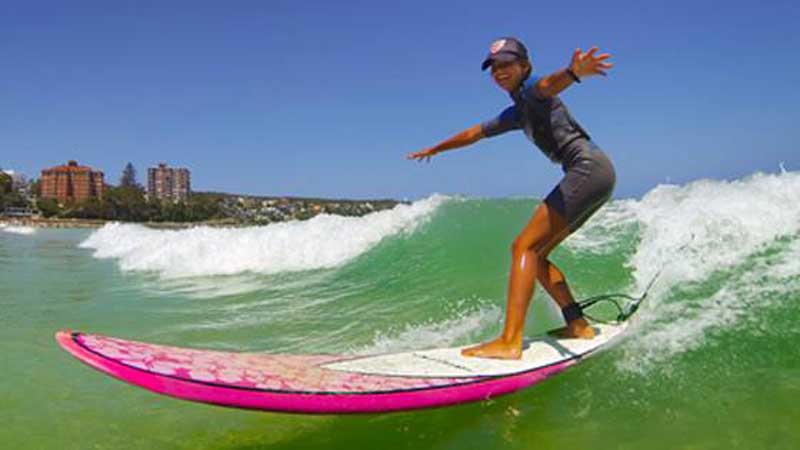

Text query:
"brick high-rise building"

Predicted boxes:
[[147, 163, 191, 201], [40, 160, 104, 203]]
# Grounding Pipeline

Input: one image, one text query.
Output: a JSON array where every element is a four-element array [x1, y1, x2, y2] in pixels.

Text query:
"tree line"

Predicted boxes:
[[0, 171, 28, 211]]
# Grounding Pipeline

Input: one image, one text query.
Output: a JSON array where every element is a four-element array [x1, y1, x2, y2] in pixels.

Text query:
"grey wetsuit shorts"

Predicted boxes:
[[544, 140, 616, 231]]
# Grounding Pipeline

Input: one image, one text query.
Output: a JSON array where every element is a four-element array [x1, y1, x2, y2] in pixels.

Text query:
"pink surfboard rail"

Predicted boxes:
[[56, 330, 591, 414]]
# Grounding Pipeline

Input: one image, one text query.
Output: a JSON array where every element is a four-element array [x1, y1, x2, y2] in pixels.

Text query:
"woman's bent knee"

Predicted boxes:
[[511, 238, 540, 258]]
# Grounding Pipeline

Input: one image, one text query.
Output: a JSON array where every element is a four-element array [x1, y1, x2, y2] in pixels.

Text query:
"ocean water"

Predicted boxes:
[[2, 169, 798, 449]]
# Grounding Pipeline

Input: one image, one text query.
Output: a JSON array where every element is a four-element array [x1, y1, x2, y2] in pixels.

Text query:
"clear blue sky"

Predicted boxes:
[[2, 1, 798, 200]]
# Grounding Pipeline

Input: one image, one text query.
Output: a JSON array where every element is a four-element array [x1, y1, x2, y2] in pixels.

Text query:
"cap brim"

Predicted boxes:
[[481, 52, 521, 71]]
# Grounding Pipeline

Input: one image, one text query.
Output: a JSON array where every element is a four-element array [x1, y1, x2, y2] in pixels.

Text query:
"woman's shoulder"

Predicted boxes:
[[521, 77, 550, 102]]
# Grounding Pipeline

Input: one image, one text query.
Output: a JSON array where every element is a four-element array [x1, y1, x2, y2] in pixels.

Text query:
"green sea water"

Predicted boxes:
[[2, 170, 799, 449]]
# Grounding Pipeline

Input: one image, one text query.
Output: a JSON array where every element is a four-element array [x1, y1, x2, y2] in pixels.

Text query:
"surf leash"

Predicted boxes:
[[576, 234, 695, 323], [576, 269, 660, 323]]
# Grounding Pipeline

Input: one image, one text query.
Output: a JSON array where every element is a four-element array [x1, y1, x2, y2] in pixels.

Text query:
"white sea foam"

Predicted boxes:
[[141, 274, 273, 299], [564, 198, 639, 254], [627, 171, 800, 298], [79, 194, 449, 278], [349, 301, 504, 355], [772, 236, 800, 280], [612, 170, 800, 373], [0, 225, 36, 235], [619, 244, 800, 374]]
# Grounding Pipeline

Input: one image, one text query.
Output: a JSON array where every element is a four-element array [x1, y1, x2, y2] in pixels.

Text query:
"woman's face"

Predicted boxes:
[[490, 59, 528, 92]]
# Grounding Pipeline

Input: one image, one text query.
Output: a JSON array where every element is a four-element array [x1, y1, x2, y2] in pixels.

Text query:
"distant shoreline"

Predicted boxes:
[[1, 194, 406, 229], [0, 217, 235, 229]]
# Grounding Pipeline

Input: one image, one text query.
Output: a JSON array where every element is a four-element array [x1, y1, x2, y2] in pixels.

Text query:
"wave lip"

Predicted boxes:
[[79, 194, 449, 279], [628, 170, 800, 298]]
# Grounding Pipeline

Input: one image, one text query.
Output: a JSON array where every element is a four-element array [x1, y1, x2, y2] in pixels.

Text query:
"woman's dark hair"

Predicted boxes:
[[521, 59, 532, 80]]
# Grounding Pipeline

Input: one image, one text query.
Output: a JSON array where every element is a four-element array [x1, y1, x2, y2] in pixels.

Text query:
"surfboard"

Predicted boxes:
[[56, 322, 626, 414]]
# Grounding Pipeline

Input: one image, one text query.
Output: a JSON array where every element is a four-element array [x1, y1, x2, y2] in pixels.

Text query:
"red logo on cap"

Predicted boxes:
[[490, 39, 507, 54]]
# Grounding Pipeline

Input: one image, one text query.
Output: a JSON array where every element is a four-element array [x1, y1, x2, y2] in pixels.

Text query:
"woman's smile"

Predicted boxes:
[[490, 60, 527, 92]]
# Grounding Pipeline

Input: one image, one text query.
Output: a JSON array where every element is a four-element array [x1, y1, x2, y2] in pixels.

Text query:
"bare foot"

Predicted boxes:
[[461, 337, 522, 360], [547, 319, 596, 339]]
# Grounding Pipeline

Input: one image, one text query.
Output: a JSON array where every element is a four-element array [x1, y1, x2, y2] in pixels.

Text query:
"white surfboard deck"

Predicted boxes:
[[324, 322, 626, 378]]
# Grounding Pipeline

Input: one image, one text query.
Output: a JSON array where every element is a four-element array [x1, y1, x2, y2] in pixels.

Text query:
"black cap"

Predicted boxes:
[[481, 37, 529, 71]]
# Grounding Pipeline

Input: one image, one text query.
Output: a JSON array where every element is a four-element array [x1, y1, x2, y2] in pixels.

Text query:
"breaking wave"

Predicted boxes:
[[80, 194, 449, 278], [607, 170, 800, 372]]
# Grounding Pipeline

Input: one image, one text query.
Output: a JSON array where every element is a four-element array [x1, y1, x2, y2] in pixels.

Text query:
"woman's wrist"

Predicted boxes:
[[566, 67, 581, 83]]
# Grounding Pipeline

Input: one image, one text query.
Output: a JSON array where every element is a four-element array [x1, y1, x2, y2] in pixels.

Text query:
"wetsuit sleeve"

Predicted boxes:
[[480, 105, 521, 138], [523, 76, 545, 100]]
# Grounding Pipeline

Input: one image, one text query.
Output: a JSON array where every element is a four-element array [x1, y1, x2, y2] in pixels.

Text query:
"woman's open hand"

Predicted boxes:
[[570, 47, 613, 79], [406, 148, 439, 162]]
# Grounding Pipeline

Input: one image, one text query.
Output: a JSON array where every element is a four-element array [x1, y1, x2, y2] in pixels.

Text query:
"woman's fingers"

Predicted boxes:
[[571, 48, 582, 68], [407, 150, 436, 162], [572, 46, 614, 78]]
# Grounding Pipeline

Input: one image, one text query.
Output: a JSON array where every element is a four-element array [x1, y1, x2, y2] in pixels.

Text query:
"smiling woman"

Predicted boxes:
[[406, 36, 616, 359]]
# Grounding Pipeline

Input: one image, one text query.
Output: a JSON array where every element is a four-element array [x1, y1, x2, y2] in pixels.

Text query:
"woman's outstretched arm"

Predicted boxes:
[[536, 47, 614, 98], [406, 124, 484, 162]]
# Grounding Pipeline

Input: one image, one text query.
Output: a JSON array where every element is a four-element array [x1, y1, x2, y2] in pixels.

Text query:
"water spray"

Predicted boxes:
[[577, 234, 695, 323]]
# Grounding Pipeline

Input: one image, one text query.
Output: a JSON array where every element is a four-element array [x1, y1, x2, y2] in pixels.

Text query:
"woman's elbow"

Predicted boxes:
[[534, 81, 553, 99], [468, 124, 485, 142]]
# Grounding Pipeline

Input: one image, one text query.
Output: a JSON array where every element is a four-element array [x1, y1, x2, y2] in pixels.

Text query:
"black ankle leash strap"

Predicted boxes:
[[561, 302, 584, 323]]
